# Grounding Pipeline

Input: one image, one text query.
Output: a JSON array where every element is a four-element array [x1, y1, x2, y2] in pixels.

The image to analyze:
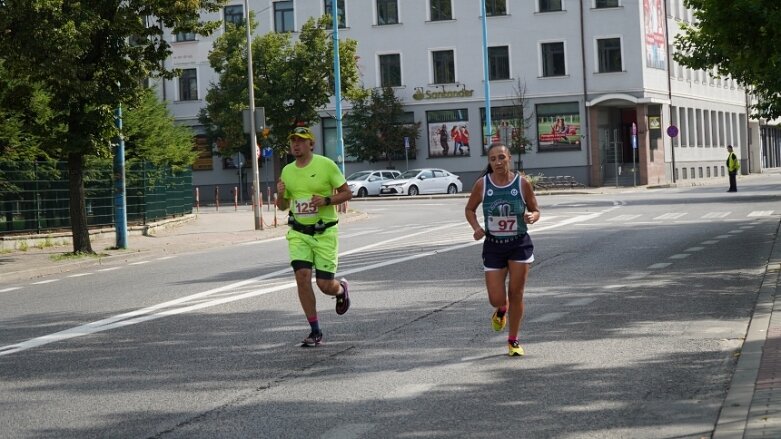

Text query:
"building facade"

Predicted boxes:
[[156, 0, 764, 201]]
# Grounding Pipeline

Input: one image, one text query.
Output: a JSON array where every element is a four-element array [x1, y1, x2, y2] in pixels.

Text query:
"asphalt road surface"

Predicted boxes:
[[1, 177, 780, 438]]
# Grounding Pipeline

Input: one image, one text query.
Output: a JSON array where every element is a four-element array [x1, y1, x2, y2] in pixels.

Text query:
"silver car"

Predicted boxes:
[[346, 170, 402, 197], [380, 168, 463, 196]]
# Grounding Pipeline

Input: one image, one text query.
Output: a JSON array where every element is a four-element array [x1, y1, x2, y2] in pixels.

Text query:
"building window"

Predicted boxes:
[[597, 37, 622, 73], [274, 1, 294, 33], [324, 0, 346, 29], [488, 46, 510, 80], [224, 5, 244, 30], [175, 32, 196, 42], [432, 50, 455, 84], [179, 68, 198, 101], [486, 0, 507, 16], [595, 0, 619, 7], [541, 42, 566, 77], [377, 0, 399, 25], [379, 54, 402, 87], [430, 0, 453, 21], [539, 0, 563, 12]]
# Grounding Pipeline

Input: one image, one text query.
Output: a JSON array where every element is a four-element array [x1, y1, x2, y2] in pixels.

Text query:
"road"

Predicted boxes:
[[1, 178, 780, 438]]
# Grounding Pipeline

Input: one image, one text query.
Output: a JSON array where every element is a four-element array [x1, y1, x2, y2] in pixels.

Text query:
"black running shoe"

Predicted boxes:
[[335, 278, 350, 315], [301, 331, 323, 347]]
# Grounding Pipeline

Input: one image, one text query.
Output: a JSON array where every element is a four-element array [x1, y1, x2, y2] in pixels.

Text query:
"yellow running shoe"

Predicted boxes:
[[508, 340, 525, 357], [491, 310, 507, 332]]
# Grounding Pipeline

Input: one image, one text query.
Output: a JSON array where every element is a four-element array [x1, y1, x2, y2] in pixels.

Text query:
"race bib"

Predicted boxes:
[[293, 198, 317, 218], [487, 216, 517, 237]]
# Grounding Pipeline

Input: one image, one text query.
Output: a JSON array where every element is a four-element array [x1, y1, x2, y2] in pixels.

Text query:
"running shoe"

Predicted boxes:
[[491, 310, 507, 332], [508, 340, 525, 357], [301, 331, 323, 347], [335, 278, 350, 315]]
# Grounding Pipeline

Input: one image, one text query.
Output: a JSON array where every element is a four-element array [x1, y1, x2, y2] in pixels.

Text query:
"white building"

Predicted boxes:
[[156, 0, 767, 202]]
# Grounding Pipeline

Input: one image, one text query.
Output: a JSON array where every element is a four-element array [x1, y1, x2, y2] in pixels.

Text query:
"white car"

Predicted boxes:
[[346, 170, 402, 197], [380, 168, 463, 196]]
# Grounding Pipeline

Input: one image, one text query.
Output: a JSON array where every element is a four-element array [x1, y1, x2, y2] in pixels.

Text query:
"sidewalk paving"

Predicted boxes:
[[1, 176, 779, 438]]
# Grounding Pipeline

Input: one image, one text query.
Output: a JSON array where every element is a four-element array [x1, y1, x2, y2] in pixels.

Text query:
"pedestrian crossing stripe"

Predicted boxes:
[[747, 211, 774, 217], [702, 212, 731, 218], [654, 212, 687, 220]]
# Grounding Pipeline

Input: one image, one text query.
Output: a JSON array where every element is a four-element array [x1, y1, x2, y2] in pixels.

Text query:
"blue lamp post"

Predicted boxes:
[[481, 0, 492, 145]]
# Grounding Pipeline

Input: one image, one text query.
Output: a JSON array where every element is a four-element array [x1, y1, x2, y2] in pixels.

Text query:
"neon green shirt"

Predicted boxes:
[[280, 155, 345, 225]]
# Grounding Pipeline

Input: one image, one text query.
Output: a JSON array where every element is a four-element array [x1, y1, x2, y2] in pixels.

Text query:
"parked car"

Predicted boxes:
[[380, 168, 463, 196], [346, 169, 402, 197]]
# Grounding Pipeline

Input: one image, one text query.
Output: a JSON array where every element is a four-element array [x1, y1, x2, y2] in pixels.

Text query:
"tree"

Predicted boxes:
[[123, 88, 198, 172], [506, 79, 535, 171], [200, 14, 361, 161], [344, 87, 421, 168], [0, 0, 226, 254], [674, 0, 781, 118]]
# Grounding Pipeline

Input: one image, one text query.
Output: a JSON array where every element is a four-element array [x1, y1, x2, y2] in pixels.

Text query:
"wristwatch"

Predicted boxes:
[[324, 196, 332, 206]]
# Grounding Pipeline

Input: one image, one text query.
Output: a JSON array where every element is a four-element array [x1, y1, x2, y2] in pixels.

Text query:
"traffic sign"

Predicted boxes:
[[262, 147, 273, 158], [666, 125, 679, 138]]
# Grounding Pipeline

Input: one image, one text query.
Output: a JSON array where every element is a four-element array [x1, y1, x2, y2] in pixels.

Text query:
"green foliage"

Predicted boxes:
[[0, 0, 226, 252], [344, 87, 421, 167], [200, 14, 361, 159], [675, 0, 781, 118], [123, 88, 198, 172]]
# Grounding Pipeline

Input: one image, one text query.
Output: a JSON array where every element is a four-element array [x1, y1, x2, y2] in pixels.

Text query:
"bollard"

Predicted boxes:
[[195, 187, 200, 213], [215, 186, 220, 211], [233, 186, 238, 211]]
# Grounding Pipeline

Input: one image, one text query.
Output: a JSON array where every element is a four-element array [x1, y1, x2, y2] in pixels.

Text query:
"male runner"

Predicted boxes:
[[276, 125, 352, 347]]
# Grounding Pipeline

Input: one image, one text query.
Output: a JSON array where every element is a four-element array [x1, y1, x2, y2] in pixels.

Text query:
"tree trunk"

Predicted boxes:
[[68, 152, 94, 254]]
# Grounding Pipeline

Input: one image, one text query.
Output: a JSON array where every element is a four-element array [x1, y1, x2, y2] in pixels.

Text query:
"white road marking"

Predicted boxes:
[[97, 267, 121, 272], [238, 236, 286, 245], [748, 211, 774, 217], [155, 256, 177, 260], [703, 212, 730, 219], [624, 273, 649, 280], [0, 208, 616, 356], [728, 230, 744, 234], [67, 273, 93, 278], [31, 279, 59, 285], [0, 287, 22, 293], [684, 247, 705, 252], [714, 235, 732, 239], [529, 312, 568, 323], [701, 240, 718, 245], [669, 254, 690, 259], [654, 213, 687, 220], [648, 263, 672, 269], [607, 214, 642, 222], [565, 298, 597, 306]]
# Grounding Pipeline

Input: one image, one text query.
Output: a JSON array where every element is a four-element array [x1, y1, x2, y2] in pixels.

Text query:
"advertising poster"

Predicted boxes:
[[536, 102, 581, 151], [480, 106, 524, 154], [426, 109, 470, 158], [644, 0, 666, 70]]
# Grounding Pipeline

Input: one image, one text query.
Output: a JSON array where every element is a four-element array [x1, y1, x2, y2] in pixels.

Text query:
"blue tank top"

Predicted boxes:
[[482, 173, 527, 237]]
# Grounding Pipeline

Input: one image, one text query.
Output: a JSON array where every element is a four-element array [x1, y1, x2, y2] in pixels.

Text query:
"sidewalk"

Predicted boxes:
[[1, 177, 779, 438], [0, 205, 367, 283]]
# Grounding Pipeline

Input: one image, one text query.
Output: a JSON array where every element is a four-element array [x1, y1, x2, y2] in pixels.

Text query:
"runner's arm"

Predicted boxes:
[[465, 178, 485, 241], [522, 176, 540, 224]]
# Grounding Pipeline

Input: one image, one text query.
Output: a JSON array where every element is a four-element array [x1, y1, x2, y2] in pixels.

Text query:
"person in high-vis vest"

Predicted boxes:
[[465, 143, 541, 357], [726, 145, 740, 192]]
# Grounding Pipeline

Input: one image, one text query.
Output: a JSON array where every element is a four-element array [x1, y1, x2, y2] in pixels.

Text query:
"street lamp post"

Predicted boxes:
[[481, 0, 492, 146], [244, 0, 262, 230], [332, 0, 345, 174]]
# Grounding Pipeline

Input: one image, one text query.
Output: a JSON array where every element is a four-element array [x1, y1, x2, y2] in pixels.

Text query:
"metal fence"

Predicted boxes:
[[0, 161, 193, 235]]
